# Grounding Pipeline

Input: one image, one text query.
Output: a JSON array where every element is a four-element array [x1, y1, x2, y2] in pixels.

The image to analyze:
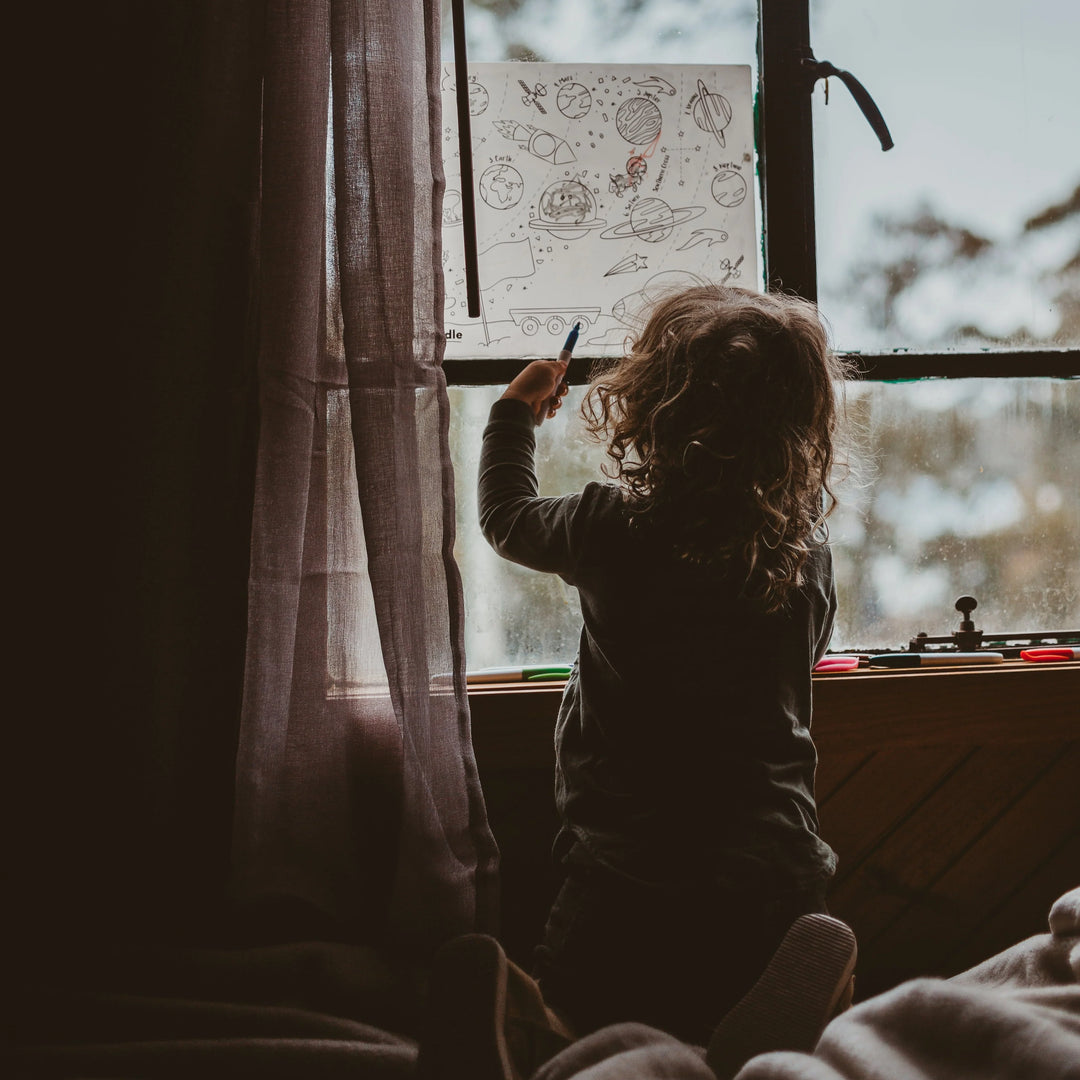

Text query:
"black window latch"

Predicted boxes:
[[803, 57, 894, 151]]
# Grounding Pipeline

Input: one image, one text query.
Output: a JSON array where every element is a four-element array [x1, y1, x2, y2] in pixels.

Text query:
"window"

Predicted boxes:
[[442, 0, 1079, 664], [810, 1, 1079, 353]]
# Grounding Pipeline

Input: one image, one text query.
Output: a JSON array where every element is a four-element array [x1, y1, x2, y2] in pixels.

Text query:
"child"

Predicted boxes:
[[422, 285, 853, 1078]]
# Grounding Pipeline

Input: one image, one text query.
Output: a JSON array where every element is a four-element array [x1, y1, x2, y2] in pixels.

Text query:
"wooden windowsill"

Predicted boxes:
[[468, 661, 1080, 771]]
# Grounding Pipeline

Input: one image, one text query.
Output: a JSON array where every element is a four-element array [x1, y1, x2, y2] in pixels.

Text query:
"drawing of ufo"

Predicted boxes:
[[528, 179, 607, 239], [599, 197, 706, 243], [692, 80, 733, 148]]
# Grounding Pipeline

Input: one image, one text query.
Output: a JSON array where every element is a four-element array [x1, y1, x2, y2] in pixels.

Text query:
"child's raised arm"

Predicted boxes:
[[500, 358, 569, 426]]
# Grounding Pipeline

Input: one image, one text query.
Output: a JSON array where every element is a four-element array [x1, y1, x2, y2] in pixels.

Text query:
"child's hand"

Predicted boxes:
[[500, 358, 570, 425]]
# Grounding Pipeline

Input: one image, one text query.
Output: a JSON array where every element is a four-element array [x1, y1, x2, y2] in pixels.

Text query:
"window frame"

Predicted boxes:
[[441, 0, 1080, 385]]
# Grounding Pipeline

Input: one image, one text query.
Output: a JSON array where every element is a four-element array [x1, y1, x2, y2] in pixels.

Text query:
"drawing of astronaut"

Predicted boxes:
[[608, 156, 648, 197]]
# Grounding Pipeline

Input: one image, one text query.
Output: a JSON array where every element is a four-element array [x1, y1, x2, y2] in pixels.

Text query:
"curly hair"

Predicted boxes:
[[581, 284, 852, 611]]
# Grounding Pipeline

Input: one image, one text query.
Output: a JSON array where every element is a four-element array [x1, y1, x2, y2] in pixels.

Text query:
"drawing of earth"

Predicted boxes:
[[528, 179, 607, 239], [479, 164, 524, 210], [468, 80, 489, 115], [616, 97, 663, 145], [599, 197, 705, 243], [711, 169, 747, 208], [556, 81, 593, 119], [692, 80, 732, 147]]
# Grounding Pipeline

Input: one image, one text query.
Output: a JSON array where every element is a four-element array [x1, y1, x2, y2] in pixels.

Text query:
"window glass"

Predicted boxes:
[[440, 2, 1079, 669], [450, 378, 1079, 663], [810, 0, 1080, 352], [450, 384, 603, 669], [829, 378, 1079, 649]]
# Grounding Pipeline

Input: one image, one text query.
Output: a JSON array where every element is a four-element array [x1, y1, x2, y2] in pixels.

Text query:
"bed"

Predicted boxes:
[[10, 888, 1079, 1079]]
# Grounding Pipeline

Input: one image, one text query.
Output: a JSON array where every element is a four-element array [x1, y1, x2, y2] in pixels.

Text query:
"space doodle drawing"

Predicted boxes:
[[441, 64, 755, 358]]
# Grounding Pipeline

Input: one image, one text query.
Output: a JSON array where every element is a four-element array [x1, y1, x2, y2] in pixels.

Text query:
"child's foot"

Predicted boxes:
[[704, 913, 858, 1080], [417, 933, 573, 1080]]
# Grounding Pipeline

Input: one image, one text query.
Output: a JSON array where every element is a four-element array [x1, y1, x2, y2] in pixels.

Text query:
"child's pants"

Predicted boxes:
[[533, 840, 829, 1046]]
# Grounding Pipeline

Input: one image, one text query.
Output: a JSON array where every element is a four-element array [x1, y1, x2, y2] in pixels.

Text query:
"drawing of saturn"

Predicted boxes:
[[692, 80, 733, 148], [599, 197, 706, 243]]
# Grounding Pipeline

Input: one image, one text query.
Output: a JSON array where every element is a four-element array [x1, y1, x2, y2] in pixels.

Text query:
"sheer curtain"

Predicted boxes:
[[231, 0, 499, 956]]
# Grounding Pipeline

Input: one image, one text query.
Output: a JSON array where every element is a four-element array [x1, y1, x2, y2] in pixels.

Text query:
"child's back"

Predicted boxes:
[[479, 284, 849, 1044]]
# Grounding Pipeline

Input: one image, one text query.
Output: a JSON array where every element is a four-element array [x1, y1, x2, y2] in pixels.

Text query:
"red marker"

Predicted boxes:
[[1020, 647, 1080, 663]]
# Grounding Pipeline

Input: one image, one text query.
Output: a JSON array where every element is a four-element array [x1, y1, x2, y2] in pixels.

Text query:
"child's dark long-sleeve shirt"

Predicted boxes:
[[479, 398, 838, 893]]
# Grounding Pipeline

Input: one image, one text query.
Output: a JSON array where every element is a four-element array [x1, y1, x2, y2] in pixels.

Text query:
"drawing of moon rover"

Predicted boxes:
[[509, 306, 601, 337]]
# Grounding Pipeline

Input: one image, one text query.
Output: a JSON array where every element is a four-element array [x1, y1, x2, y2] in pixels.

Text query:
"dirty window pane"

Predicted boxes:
[[829, 378, 1079, 649], [438, 1, 1079, 666], [450, 379, 1080, 663]]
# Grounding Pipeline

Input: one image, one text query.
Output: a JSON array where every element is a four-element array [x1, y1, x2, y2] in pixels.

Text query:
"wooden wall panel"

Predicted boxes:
[[818, 746, 971, 887], [814, 750, 872, 804], [862, 743, 1080, 979], [827, 744, 1061, 945], [470, 665, 1080, 995], [944, 828, 1080, 974]]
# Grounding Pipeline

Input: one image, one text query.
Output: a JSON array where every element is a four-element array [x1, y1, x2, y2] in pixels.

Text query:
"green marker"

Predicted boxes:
[[466, 665, 573, 684]]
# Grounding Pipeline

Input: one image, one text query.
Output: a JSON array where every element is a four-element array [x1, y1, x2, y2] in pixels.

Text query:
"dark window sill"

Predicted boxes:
[[444, 350, 1080, 386], [468, 662, 1080, 771]]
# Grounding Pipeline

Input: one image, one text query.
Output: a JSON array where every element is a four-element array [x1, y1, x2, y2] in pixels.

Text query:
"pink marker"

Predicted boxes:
[[814, 655, 859, 673]]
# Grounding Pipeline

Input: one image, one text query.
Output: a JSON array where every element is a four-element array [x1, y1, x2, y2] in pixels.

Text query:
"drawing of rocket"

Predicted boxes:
[[493, 120, 576, 164]]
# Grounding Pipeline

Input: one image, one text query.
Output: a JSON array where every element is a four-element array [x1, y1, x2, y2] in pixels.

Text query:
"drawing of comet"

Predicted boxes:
[[677, 228, 730, 251], [633, 74, 677, 96], [604, 252, 649, 276], [493, 120, 576, 164]]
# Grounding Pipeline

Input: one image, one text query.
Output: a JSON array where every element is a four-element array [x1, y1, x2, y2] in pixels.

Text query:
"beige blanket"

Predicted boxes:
[[534, 888, 1080, 1080]]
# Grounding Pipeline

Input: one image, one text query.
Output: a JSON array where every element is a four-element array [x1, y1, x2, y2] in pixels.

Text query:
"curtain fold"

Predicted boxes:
[[231, 0, 498, 956]]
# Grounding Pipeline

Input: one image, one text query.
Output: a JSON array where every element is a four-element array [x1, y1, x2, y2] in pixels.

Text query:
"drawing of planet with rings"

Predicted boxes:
[[478, 164, 524, 210], [711, 168, 747, 208], [556, 82, 592, 119], [599, 196, 705, 243], [692, 80, 732, 147], [615, 97, 663, 144], [528, 179, 607, 239]]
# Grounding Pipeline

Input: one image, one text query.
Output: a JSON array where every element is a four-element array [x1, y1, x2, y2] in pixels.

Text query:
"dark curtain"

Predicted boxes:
[[12, 0, 496, 975]]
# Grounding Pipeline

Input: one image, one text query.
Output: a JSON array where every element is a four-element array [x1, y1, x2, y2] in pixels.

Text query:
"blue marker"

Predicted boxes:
[[553, 322, 581, 405], [559, 322, 581, 363]]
